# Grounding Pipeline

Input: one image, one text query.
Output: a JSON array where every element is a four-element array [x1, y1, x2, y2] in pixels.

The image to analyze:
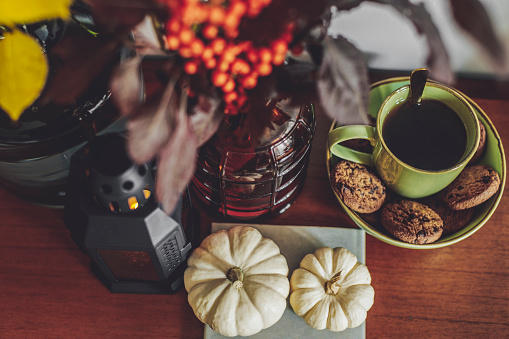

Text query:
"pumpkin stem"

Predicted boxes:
[[227, 267, 244, 290], [325, 271, 342, 295]]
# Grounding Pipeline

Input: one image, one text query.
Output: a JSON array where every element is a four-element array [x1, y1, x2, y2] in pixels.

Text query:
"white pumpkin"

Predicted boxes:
[[184, 226, 290, 337], [289, 247, 374, 332]]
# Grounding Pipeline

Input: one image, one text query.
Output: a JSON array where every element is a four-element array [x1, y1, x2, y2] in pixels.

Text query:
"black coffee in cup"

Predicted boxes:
[[382, 99, 467, 171]]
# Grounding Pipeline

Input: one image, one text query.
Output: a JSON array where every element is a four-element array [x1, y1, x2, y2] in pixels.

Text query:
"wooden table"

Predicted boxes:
[[1, 75, 508, 338]]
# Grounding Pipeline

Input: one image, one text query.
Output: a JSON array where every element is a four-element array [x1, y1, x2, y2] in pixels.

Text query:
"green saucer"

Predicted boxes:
[[327, 77, 506, 249]]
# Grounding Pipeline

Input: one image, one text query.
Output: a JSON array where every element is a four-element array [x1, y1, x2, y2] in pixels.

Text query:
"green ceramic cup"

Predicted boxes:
[[328, 81, 481, 198]]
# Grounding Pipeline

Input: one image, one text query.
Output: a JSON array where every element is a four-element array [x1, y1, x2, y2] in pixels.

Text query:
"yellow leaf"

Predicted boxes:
[[0, 29, 49, 121], [0, 0, 72, 26]]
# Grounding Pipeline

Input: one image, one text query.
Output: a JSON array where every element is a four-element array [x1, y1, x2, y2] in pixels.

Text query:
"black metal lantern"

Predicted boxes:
[[63, 133, 193, 294]]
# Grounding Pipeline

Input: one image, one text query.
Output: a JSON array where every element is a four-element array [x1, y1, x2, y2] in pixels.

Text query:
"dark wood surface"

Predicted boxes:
[[1, 76, 508, 338]]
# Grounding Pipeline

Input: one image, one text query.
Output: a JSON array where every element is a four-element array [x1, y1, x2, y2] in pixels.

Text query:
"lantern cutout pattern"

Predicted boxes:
[[63, 133, 192, 294]]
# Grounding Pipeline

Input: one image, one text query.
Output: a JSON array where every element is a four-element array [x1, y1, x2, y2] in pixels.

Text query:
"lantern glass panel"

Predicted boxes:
[[98, 249, 160, 281]]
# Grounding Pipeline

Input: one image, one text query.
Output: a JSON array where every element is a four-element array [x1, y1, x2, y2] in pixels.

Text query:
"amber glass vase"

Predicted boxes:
[[191, 99, 315, 220]]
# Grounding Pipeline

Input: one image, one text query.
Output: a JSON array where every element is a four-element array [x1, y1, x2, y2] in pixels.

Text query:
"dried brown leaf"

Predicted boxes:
[[237, 0, 328, 46], [316, 35, 371, 125], [81, 0, 164, 35], [110, 55, 143, 116], [137, 56, 178, 104], [449, 0, 507, 72], [370, 0, 453, 84], [239, 100, 277, 147], [274, 57, 318, 106], [132, 16, 167, 55], [155, 99, 198, 214], [126, 74, 179, 164], [188, 94, 223, 146]]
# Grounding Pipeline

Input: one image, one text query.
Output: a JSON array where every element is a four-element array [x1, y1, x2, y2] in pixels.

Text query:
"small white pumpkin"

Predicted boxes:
[[184, 226, 290, 337], [289, 247, 374, 332]]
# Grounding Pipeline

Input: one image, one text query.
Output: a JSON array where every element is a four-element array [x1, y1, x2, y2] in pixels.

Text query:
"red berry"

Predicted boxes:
[[222, 78, 236, 93], [167, 19, 181, 34], [204, 57, 217, 69], [256, 62, 272, 76], [190, 39, 205, 56], [202, 24, 218, 40], [211, 38, 227, 54], [166, 35, 180, 50], [272, 53, 286, 65], [271, 39, 287, 55], [231, 59, 250, 75], [179, 29, 194, 45], [209, 7, 226, 25], [247, 49, 258, 63], [242, 75, 257, 89], [230, 1, 247, 16], [184, 60, 198, 74], [179, 47, 193, 58], [212, 72, 228, 87], [224, 91, 238, 103], [258, 48, 273, 64]]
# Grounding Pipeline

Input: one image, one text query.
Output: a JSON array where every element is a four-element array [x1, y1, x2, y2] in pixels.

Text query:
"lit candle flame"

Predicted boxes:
[[128, 196, 139, 210], [143, 189, 151, 199]]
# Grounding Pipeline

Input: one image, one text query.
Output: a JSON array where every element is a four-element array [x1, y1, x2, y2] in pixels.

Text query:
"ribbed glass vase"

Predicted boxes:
[[191, 99, 315, 219]]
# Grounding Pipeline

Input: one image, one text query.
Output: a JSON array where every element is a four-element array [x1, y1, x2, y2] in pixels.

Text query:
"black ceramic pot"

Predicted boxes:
[[0, 5, 125, 206]]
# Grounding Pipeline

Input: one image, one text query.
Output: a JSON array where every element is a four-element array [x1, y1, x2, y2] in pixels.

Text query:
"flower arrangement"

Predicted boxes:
[[0, 0, 506, 214]]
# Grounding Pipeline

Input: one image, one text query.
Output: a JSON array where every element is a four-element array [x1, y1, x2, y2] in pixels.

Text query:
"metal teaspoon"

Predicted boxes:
[[409, 68, 429, 106]]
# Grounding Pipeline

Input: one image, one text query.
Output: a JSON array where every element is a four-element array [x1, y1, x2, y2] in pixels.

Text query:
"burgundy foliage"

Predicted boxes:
[[51, 0, 503, 213]]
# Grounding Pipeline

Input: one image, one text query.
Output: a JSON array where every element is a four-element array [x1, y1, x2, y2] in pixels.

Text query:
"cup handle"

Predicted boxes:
[[328, 125, 376, 167]]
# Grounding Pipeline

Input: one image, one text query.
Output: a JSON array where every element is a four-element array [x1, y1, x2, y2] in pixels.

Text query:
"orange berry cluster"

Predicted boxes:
[[161, 0, 295, 114]]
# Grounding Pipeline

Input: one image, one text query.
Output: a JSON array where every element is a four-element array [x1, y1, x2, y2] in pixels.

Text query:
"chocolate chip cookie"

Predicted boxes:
[[421, 197, 474, 236], [331, 160, 386, 213], [381, 200, 443, 244], [440, 164, 500, 210]]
